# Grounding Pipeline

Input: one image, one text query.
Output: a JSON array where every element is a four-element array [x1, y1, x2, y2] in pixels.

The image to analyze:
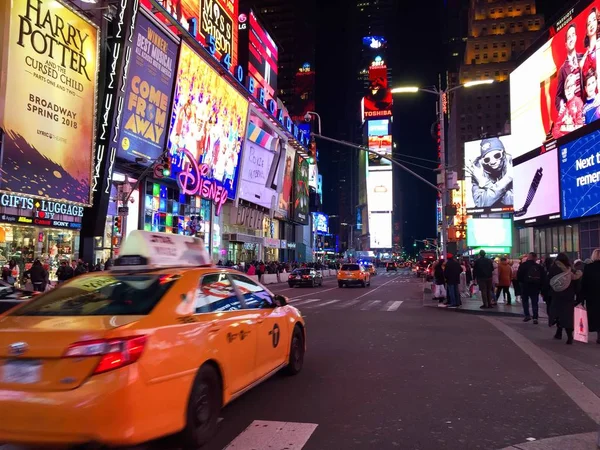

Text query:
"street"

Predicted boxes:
[[2, 268, 599, 450]]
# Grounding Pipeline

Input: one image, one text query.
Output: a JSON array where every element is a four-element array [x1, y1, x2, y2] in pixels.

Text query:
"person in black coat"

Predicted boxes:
[[444, 254, 463, 308], [581, 249, 600, 344], [548, 253, 583, 345], [24, 259, 47, 292]]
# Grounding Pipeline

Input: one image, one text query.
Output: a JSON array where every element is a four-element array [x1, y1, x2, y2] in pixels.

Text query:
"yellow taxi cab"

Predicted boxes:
[[337, 263, 371, 288], [363, 263, 377, 277], [0, 231, 306, 448]]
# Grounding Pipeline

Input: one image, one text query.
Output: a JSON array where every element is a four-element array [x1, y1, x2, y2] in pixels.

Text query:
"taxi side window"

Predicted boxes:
[[230, 274, 274, 309], [195, 273, 241, 313]]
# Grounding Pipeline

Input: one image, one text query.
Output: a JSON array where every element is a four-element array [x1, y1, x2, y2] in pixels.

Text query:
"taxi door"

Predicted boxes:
[[195, 272, 260, 394], [230, 274, 289, 378]]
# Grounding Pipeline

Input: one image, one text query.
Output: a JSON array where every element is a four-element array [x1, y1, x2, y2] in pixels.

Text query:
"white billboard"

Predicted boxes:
[[367, 170, 393, 212], [369, 212, 392, 248]]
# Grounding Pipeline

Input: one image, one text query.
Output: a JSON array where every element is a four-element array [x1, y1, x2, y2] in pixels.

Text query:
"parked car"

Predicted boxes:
[[288, 268, 323, 287]]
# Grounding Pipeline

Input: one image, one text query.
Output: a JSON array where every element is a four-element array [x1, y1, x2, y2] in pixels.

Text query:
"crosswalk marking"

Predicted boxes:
[[291, 298, 322, 306], [385, 300, 404, 311], [334, 299, 362, 308], [224, 420, 318, 449], [361, 300, 382, 310], [307, 299, 340, 308]]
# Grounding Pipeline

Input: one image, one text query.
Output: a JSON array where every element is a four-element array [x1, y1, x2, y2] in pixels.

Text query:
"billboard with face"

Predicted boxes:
[[511, 0, 600, 157], [293, 155, 309, 224], [277, 143, 296, 217], [117, 14, 178, 164], [0, 0, 99, 206], [464, 136, 515, 214], [513, 146, 561, 224], [167, 43, 248, 208]]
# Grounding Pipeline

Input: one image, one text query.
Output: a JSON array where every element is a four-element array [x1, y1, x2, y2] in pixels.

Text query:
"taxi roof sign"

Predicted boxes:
[[113, 231, 212, 270]]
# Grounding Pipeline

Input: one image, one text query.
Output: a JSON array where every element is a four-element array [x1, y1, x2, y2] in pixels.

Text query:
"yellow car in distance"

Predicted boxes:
[[338, 263, 371, 288], [0, 231, 306, 449], [363, 263, 377, 277]]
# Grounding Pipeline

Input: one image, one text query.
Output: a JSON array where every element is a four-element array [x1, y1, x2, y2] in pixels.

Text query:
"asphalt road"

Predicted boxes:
[[3, 269, 598, 450]]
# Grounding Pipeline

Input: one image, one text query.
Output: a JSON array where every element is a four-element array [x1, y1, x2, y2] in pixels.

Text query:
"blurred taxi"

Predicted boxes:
[[337, 263, 371, 288], [0, 231, 306, 448], [363, 263, 377, 277]]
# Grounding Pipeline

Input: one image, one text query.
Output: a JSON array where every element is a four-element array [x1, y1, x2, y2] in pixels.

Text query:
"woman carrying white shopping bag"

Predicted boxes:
[[547, 253, 583, 345]]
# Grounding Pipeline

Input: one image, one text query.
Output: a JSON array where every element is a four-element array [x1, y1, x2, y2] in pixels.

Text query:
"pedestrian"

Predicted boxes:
[[258, 261, 266, 282], [473, 250, 495, 309], [74, 259, 87, 277], [496, 257, 513, 304], [491, 259, 500, 306], [24, 259, 47, 292], [433, 259, 446, 303], [517, 252, 546, 324], [548, 253, 583, 344], [541, 255, 555, 317], [444, 253, 463, 308], [581, 248, 600, 344], [247, 264, 256, 276], [56, 260, 74, 284], [511, 258, 521, 303]]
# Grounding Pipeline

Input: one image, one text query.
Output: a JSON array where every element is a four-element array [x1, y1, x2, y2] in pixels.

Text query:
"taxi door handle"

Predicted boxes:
[[256, 319, 264, 324], [208, 326, 222, 333]]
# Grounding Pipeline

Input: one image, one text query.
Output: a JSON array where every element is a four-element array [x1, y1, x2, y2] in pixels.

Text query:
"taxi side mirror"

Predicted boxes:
[[273, 294, 288, 307]]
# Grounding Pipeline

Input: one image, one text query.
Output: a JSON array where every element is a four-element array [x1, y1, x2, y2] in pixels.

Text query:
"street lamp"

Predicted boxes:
[[304, 111, 322, 135], [391, 79, 494, 259]]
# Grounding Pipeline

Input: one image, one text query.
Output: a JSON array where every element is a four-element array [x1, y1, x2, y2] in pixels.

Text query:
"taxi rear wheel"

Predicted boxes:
[[180, 364, 222, 448], [338, 281, 343, 288], [284, 326, 305, 376]]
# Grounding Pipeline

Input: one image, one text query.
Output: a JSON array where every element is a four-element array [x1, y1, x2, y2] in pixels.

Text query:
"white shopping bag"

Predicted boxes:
[[434, 284, 446, 298], [574, 305, 589, 344]]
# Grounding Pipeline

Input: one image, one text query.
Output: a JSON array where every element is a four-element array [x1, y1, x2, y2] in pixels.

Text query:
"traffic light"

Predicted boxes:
[[162, 155, 171, 177], [114, 216, 122, 235], [308, 139, 316, 164], [413, 241, 417, 247], [447, 226, 457, 242]]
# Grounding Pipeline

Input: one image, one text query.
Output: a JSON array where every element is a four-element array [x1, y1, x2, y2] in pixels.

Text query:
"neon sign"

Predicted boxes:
[[176, 149, 228, 215]]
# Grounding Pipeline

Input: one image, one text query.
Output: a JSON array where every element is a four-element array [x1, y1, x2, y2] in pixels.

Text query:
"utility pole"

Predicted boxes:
[[438, 90, 449, 259]]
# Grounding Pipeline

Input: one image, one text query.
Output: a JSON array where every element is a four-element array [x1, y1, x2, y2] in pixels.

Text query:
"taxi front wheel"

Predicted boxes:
[[284, 326, 305, 376], [180, 364, 222, 448]]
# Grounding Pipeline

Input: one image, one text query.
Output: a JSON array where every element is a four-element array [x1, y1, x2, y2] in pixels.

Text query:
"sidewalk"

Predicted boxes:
[[499, 432, 598, 450]]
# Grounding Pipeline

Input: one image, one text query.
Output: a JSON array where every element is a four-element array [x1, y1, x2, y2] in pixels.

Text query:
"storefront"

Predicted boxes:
[[517, 223, 580, 261], [222, 203, 267, 263]]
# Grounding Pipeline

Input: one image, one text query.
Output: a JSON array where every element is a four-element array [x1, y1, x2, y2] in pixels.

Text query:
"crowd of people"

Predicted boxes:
[[432, 249, 600, 345]]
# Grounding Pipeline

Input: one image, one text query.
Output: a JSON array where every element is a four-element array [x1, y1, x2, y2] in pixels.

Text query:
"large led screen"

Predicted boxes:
[[277, 144, 296, 217], [293, 155, 309, 224], [513, 147, 561, 224], [467, 218, 512, 248], [367, 170, 393, 212], [167, 43, 249, 202], [560, 127, 600, 219], [511, 1, 600, 157], [369, 212, 392, 249], [464, 136, 514, 214], [368, 135, 392, 168], [118, 14, 178, 164], [238, 112, 284, 211], [367, 120, 389, 136], [312, 212, 328, 234], [363, 89, 393, 120]]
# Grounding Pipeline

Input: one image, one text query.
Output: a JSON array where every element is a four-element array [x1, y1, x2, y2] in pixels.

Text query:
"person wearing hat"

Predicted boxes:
[[466, 137, 513, 208], [444, 253, 463, 308]]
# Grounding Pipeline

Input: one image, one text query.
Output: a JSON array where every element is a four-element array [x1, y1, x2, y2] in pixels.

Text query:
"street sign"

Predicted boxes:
[[118, 207, 129, 217]]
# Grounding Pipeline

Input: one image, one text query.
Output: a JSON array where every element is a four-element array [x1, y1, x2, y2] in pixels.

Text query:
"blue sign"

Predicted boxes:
[[312, 212, 329, 234], [368, 120, 389, 136], [560, 128, 600, 219]]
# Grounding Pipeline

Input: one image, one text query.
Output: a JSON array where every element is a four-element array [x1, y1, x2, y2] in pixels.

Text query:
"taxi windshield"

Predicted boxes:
[[11, 274, 177, 317], [341, 264, 360, 271]]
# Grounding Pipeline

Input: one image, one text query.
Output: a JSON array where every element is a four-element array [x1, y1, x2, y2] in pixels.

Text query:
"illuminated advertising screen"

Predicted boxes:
[[560, 127, 600, 219], [308, 164, 318, 189], [142, 0, 238, 67], [511, 1, 600, 157], [368, 135, 392, 168], [277, 143, 296, 217], [367, 119, 389, 136], [312, 212, 328, 234], [362, 36, 387, 49], [467, 218, 512, 248], [513, 146, 561, 224], [367, 170, 393, 212], [293, 155, 309, 224], [167, 44, 249, 213], [363, 61, 392, 123], [0, 0, 99, 206], [369, 212, 392, 248], [238, 10, 278, 103], [238, 111, 283, 210], [464, 136, 515, 214], [117, 14, 177, 164]]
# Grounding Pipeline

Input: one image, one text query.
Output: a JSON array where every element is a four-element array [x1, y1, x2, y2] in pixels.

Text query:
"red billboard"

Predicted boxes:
[[142, 0, 238, 67]]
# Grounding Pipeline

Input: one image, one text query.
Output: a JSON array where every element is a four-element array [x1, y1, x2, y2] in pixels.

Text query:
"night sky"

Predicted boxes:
[[314, 0, 573, 251]]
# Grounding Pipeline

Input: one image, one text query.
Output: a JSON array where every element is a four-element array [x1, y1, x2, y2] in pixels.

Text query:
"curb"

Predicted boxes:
[[423, 302, 524, 317], [496, 429, 598, 450]]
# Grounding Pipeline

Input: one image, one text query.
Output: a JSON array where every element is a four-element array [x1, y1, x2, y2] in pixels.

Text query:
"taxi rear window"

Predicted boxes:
[[11, 274, 177, 316], [341, 264, 360, 271]]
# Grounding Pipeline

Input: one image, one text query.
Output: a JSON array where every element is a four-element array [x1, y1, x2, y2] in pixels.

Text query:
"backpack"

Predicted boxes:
[[526, 264, 543, 284], [550, 271, 571, 293]]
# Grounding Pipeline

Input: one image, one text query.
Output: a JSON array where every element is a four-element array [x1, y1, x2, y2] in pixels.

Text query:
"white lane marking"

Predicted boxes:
[[307, 299, 340, 308], [334, 299, 361, 308], [289, 287, 338, 300], [361, 300, 382, 310], [291, 298, 322, 306], [385, 300, 404, 311], [224, 420, 318, 449], [352, 277, 398, 301]]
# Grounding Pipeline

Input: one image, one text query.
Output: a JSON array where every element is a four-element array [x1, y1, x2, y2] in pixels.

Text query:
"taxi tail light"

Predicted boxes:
[[64, 336, 147, 375], [302, 275, 311, 279]]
